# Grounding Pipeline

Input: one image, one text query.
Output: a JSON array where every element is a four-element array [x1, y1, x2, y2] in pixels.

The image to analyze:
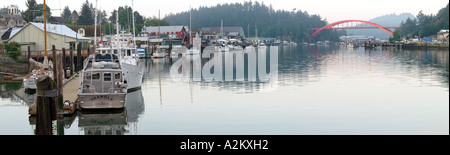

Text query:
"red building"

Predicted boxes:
[[143, 26, 188, 41]]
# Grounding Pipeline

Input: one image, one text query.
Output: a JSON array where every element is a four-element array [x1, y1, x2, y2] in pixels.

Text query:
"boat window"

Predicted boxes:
[[113, 50, 118, 54], [92, 73, 100, 80], [104, 73, 112, 81], [115, 73, 121, 80], [84, 72, 92, 80]]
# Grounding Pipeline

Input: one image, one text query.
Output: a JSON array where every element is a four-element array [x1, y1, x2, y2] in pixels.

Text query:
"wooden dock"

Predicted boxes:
[[29, 73, 81, 116], [61, 73, 81, 115]]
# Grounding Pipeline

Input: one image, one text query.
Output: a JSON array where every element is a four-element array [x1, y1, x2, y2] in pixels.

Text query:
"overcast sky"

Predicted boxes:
[[2, 0, 448, 22]]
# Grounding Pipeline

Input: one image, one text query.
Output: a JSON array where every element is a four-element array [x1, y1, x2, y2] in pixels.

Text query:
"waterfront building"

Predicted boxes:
[[6, 22, 90, 52], [437, 30, 449, 43], [0, 13, 26, 30], [201, 27, 245, 40]]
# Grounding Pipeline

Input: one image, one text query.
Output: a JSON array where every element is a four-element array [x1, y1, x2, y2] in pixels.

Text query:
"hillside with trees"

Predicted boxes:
[[396, 3, 449, 38], [164, 1, 343, 42]]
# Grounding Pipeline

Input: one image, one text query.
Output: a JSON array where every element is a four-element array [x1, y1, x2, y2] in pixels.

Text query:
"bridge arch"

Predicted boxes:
[[309, 20, 395, 40]]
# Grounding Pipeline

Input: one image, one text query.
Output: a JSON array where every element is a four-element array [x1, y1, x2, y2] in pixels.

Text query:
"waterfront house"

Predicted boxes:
[[0, 13, 26, 30], [6, 22, 90, 52], [437, 30, 449, 43]]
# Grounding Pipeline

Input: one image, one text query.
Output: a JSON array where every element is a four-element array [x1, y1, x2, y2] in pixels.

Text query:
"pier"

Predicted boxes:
[[28, 72, 80, 116], [380, 43, 449, 50]]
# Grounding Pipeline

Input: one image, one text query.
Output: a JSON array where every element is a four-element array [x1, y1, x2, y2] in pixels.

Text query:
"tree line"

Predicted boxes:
[[394, 3, 449, 40], [164, 1, 344, 42], [21, 0, 170, 36]]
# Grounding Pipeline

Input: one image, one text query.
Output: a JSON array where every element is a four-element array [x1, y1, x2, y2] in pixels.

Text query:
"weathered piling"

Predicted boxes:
[[28, 46, 31, 73], [62, 48, 66, 77], [56, 53, 64, 114], [77, 43, 82, 72], [70, 48, 74, 76], [35, 76, 58, 135]]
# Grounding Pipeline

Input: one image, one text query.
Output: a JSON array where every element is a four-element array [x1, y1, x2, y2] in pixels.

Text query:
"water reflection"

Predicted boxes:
[[0, 45, 448, 135], [77, 89, 144, 135], [143, 48, 280, 94]]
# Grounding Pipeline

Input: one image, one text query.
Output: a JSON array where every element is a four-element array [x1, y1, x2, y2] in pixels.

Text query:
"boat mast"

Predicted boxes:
[[189, 6, 192, 46], [158, 9, 160, 38], [131, 0, 136, 49], [116, 11, 121, 56], [94, 0, 98, 49], [43, 0, 48, 69], [220, 19, 223, 38]]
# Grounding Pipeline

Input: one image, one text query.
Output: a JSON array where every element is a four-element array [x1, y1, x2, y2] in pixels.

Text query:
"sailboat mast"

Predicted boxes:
[[158, 10, 160, 38], [132, 0, 136, 48], [116, 11, 121, 56], [43, 0, 48, 63], [189, 6, 192, 45], [41, 0, 51, 69], [94, 0, 98, 48]]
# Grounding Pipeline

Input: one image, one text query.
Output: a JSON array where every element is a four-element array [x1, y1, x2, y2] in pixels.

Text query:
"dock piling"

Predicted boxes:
[[35, 76, 58, 135]]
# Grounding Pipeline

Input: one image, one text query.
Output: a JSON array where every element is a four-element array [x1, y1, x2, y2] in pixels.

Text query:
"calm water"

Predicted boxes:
[[1, 46, 448, 135]]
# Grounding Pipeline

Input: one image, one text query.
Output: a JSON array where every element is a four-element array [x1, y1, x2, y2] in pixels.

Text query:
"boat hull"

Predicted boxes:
[[122, 63, 144, 91], [78, 93, 126, 109]]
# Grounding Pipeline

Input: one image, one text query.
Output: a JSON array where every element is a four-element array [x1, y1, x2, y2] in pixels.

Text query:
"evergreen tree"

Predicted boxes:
[[62, 6, 71, 20], [397, 3, 449, 38], [78, 0, 94, 25], [22, 0, 37, 23], [164, 2, 342, 42]]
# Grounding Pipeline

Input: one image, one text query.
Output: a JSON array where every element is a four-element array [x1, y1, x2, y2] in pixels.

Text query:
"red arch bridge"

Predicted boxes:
[[308, 20, 399, 40]]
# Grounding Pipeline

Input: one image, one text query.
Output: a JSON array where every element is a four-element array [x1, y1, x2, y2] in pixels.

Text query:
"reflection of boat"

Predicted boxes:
[[125, 89, 144, 124], [78, 110, 127, 135], [78, 52, 128, 109]]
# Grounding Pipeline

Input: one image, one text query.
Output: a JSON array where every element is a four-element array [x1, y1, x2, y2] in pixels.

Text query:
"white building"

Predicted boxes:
[[6, 22, 90, 52], [7, 5, 20, 15]]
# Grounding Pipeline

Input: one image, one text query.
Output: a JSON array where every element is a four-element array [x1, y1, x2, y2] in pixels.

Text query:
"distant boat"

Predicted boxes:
[[137, 48, 147, 58], [23, 60, 54, 91], [152, 47, 168, 58], [272, 40, 281, 46]]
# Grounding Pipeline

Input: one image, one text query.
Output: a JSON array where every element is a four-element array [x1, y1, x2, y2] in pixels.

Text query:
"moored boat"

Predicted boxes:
[[78, 52, 128, 109]]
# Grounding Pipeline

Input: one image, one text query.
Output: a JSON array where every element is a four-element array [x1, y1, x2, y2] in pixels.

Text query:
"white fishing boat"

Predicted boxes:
[[78, 52, 128, 109], [110, 3, 144, 91]]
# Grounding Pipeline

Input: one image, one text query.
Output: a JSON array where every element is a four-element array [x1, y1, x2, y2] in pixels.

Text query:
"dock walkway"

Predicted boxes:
[[29, 73, 81, 116], [63, 73, 80, 104]]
